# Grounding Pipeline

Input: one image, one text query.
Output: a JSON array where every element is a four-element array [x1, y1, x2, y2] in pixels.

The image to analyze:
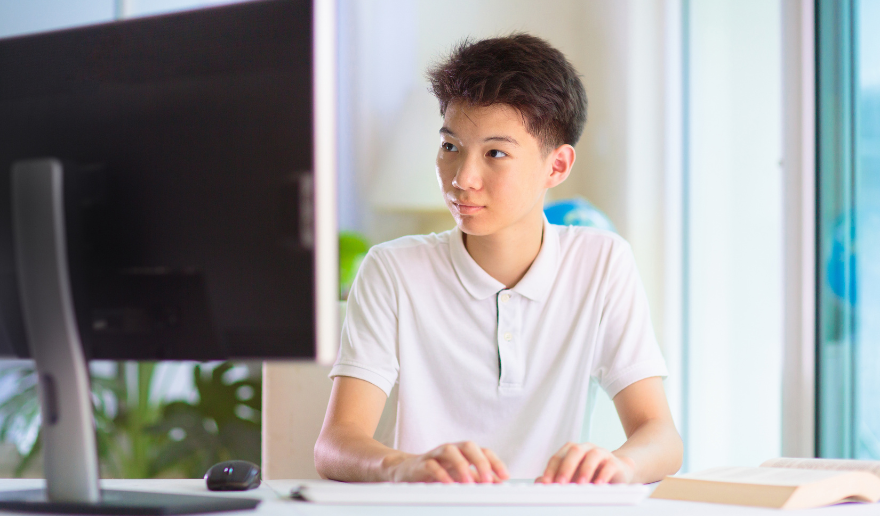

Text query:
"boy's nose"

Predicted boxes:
[[452, 156, 482, 190]]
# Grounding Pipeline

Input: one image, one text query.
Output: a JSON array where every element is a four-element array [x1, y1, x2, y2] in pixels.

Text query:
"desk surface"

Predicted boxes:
[[0, 479, 876, 515]]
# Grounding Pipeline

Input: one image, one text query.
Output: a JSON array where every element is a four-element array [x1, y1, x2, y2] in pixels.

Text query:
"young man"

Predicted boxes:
[[315, 34, 682, 484]]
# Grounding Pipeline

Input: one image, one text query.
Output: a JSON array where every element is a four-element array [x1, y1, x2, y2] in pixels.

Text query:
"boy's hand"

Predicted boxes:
[[538, 442, 635, 484], [387, 441, 509, 483]]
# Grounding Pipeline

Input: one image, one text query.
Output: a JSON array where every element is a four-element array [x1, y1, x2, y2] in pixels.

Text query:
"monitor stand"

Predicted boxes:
[[1, 159, 260, 514]]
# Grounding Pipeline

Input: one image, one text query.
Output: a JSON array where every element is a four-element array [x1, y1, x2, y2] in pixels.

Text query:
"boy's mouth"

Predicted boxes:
[[453, 202, 484, 215]]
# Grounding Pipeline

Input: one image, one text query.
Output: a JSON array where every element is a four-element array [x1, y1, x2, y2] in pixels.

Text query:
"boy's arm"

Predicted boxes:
[[314, 376, 509, 483], [539, 376, 682, 484], [611, 376, 683, 482]]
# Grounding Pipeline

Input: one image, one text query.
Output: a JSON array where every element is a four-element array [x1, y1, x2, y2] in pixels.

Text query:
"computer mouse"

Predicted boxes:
[[205, 460, 261, 491]]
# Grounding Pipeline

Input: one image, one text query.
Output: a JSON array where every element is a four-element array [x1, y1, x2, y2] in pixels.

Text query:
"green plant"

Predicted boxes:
[[0, 364, 41, 477], [91, 362, 163, 478], [147, 362, 261, 478], [0, 361, 260, 478], [339, 231, 370, 299]]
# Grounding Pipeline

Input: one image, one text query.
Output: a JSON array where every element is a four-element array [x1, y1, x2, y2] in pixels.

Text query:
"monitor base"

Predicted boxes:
[[0, 489, 259, 515]]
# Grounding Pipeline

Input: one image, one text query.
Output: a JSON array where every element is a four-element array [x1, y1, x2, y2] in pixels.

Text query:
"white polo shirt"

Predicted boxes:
[[330, 217, 668, 478]]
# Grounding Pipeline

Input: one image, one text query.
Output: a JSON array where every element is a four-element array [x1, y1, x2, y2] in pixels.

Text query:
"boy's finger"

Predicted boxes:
[[436, 445, 474, 483], [482, 448, 509, 481], [458, 441, 493, 483], [425, 458, 454, 483], [591, 459, 617, 485], [540, 455, 562, 483], [554, 446, 588, 483], [540, 443, 574, 483], [572, 449, 605, 484]]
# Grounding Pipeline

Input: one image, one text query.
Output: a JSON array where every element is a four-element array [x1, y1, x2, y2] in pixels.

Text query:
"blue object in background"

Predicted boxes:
[[544, 197, 616, 233], [826, 208, 880, 306], [827, 212, 857, 305]]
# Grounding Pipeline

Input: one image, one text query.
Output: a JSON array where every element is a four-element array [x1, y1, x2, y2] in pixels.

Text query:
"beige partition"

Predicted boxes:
[[261, 361, 334, 480]]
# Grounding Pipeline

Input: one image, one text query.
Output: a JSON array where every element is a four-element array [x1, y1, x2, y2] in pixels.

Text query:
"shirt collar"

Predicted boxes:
[[449, 215, 560, 302]]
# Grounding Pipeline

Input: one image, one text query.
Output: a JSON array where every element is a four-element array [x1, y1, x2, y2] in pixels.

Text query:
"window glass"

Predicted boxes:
[[0, 0, 113, 38], [120, 0, 249, 19], [854, 0, 880, 460], [817, 0, 880, 459]]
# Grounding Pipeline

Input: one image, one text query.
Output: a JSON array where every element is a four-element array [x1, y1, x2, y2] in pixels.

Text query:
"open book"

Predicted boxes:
[[650, 458, 880, 510]]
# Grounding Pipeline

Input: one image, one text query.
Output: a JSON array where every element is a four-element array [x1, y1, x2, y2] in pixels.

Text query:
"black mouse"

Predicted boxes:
[[205, 460, 261, 491]]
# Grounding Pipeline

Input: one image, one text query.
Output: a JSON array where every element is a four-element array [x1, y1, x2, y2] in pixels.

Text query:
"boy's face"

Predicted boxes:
[[436, 101, 564, 238]]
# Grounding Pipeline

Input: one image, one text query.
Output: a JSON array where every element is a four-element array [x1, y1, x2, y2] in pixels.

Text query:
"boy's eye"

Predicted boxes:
[[441, 142, 458, 152], [487, 149, 507, 158]]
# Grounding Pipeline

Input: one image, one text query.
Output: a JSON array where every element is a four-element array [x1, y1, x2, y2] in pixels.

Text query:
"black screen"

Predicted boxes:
[[0, 0, 316, 360]]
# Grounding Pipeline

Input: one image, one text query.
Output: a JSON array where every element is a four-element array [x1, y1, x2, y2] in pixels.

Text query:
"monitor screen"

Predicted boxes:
[[0, 0, 333, 361], [0, 0, 336, 510]]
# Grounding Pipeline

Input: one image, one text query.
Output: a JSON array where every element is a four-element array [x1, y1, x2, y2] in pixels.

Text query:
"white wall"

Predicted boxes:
[[686, 0, 784, 470]]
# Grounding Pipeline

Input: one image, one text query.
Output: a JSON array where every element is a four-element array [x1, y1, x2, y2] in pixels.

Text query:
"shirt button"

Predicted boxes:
[[503, 332, 513, 342], [500, 293, 511, 303]]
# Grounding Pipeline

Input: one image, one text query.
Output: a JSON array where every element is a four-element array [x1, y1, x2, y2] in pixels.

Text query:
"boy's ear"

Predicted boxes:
[[545, 144, 576, 188]]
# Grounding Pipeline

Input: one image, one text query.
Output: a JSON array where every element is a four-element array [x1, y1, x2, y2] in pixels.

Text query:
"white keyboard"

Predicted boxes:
[[291, 481, 649, 506]]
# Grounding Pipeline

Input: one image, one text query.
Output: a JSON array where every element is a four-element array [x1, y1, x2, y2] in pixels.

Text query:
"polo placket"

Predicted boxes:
[[496, 288, 524, 389]]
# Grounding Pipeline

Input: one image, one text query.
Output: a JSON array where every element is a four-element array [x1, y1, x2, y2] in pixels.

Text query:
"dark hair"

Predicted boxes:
[[426, 33, 587, 151]]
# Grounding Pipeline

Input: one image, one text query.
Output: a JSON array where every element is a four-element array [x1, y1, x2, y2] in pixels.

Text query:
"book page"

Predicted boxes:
[[678, 466, 846, 486], [760, 458, 880, 479]]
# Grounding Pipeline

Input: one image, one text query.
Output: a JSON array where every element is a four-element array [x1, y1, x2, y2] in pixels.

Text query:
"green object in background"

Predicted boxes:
[[339, 231, 370, 299], [0, 362, 166, 478], [0, 361, 261, 478], [147, 363, 261, 478], [0, 365, 42, 477]]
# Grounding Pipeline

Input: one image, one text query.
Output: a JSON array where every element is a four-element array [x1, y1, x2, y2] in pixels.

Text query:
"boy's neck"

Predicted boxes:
[[462, 211, 545, 289]]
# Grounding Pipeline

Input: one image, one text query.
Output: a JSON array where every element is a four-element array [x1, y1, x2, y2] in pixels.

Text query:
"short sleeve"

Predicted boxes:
[[329, 248, 400, 396], [591, 241, 668, 398]]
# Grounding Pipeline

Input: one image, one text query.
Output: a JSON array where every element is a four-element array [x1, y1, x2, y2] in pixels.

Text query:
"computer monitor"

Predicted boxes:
[[0, 0, 336, 512]]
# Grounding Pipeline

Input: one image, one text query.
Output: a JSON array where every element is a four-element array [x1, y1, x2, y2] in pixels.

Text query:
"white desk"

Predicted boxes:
[[0, 479, 876, 515]]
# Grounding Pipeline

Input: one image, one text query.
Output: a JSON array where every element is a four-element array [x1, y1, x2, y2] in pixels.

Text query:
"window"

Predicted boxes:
[[817, 0, 880, 460]]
